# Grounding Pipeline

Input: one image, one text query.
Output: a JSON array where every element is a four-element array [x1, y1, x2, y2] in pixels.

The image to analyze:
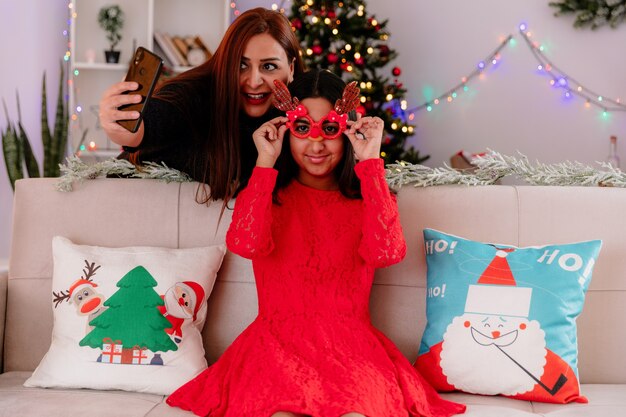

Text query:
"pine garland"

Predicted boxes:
[[55, 156, 192, 192], [386, 150, 626, 189], [549, 0, 626, 29], [56, 152, 626, 192]]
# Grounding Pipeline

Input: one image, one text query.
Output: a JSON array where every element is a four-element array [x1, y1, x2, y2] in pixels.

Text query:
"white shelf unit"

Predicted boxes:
[[69, 0, 229, 153]]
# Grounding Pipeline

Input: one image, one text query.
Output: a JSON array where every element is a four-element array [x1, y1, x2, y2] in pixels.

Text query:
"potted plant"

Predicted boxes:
[[2, 63, 69, 190], [98, 5, 124, 63]]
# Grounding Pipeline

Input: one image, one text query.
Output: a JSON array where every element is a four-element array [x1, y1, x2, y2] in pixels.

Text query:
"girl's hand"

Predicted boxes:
[[99, 81, 144, 147], [345, 115, 384, 161], [252, 116, 288, 168]]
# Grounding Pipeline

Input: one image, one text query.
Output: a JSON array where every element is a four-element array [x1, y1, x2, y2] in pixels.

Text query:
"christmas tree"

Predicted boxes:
[[288, 0, 428, 164], [80, 266, 177, 353]]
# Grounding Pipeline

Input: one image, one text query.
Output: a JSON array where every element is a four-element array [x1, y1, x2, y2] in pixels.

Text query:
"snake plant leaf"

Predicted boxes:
[[15, 92, 40, 178], [2, 99, 24, 189], [49, 63, 67, 177], [41, 72, 53, 177], [2, 123, 23, 190], [18, 121, 40, 178], [57, 92, 69, 175]]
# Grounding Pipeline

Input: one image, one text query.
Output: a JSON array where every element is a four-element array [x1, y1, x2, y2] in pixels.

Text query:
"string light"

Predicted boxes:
[[229, 1, 291, 18], [519, 24, 626, 114], [403, 34, 513, 118], [398, 23, 624, 123]]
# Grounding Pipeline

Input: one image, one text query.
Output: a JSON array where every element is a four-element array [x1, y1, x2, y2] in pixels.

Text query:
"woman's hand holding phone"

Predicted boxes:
[[99, 81, 144, 147], [98, 47, 163, 147]]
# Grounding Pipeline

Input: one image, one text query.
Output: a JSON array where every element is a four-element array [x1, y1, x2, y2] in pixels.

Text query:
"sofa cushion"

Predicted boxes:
[[24, 236, 226, 395], [415, 229, 602, 404]]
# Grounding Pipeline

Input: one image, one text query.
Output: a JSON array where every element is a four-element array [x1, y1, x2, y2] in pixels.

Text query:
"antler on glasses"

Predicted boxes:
[[334, 81, 360, 115], [271, 79, 299, 112]]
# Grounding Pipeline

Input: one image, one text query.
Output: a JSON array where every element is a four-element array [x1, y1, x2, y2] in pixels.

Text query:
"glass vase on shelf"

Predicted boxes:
[[607, 135, 620, 169]]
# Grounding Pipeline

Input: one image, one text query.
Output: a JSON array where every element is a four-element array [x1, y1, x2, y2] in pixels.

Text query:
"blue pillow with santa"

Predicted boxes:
[[414, 228, 602, 404]]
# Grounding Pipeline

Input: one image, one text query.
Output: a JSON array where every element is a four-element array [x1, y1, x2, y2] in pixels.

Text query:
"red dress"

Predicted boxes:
[[166, 159, 466, 417]]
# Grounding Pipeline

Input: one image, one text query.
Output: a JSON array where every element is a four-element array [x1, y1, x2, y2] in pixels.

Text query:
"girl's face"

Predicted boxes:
[[290, 97, 345, 190], [240, 33, 294, 118]]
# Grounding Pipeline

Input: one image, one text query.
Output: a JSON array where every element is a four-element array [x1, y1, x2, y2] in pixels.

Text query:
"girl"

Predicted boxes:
[[98, 8, 305, 204], [166, 69, 466, 417]]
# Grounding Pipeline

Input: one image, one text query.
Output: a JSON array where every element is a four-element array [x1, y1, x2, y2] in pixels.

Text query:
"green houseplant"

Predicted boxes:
[[98, 4, 125, 63], [1, 63, 68, 190]]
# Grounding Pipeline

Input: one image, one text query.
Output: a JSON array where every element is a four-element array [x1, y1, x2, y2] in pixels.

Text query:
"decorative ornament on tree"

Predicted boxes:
[[327, 52, 338, 64], [291, 18, 302, 30], [392, 66, 402, 77], [312, 44, 323, 55]]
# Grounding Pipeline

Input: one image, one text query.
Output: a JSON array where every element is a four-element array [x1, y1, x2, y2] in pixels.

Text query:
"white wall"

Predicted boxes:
[[368, 0, 626, 167], [0, 0, 67, 260]]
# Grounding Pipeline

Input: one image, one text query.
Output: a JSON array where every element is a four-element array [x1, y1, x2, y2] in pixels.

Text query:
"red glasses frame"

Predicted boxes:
[[286, 104, 349, 140]]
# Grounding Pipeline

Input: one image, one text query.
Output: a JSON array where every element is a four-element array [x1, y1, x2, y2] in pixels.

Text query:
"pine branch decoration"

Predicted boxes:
[[56, 156, 192, 192], [386, 150, 626, 189], [549, 0, 626, 29], [57, 151, 626, 193]]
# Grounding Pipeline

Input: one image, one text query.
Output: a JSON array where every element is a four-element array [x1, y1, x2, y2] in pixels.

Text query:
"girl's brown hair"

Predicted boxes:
[[274, 69, 361, 202]]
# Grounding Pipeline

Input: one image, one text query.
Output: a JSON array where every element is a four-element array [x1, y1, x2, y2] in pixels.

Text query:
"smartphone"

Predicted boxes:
[[117, 47, 164, 133]]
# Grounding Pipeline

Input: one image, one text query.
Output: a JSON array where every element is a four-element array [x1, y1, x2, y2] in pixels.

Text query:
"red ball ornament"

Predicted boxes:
[[364, 101, 374, 111], [384, 136, 391, 145], [328, 11, 336, 19], [306, 10, 312, 15], [355, 57, 365, 66], [291, 18, 302, 30], [312, 45, 323, 55], [378, 45, 390, 57], [392, 66, 402, 77], [340, 62, 351, 71], [327, 53, 338, 64]]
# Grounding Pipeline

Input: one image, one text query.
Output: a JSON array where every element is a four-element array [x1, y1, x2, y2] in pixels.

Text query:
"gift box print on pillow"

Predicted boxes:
[[414, 229, 602, 404], [25, 236, 226, 395]]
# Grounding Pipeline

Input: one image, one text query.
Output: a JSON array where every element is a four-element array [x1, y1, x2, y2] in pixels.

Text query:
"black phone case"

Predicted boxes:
[[117, 47, 164, 133]]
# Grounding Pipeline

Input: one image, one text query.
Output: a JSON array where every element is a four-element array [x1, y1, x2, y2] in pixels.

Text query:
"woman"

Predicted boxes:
[[98, 7, 305, 203]]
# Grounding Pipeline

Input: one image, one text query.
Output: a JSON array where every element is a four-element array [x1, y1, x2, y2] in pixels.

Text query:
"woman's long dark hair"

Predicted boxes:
[[274, 69, 361, 201], [156, 8, 305, 206]]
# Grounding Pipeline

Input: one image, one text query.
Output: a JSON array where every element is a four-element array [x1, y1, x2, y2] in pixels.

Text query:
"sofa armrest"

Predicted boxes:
[[0, 269, 6, 373]]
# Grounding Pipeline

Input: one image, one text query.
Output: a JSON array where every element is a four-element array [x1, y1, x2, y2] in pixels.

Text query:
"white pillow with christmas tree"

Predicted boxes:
[[25, 236, 226, 395]]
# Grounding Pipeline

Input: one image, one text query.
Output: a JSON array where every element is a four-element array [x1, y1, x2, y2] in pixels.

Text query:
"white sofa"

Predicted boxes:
[[1, 178, 625, 416]]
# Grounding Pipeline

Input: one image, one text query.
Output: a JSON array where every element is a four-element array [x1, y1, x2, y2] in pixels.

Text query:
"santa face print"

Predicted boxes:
[[440, 313, 547, 396], [164, 285, 195, 319]]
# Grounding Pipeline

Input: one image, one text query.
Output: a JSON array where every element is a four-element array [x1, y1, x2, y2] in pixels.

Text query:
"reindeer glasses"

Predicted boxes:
[[271, 79, 360, 140]]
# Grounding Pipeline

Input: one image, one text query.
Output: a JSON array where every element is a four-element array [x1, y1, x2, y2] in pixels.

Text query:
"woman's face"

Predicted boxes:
[[240, 33, 294, 118], [290, 97, 345, 190]]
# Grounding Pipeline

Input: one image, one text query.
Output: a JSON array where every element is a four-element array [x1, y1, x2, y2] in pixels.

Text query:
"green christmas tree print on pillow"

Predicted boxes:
[[80, 265, 178, 363]]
